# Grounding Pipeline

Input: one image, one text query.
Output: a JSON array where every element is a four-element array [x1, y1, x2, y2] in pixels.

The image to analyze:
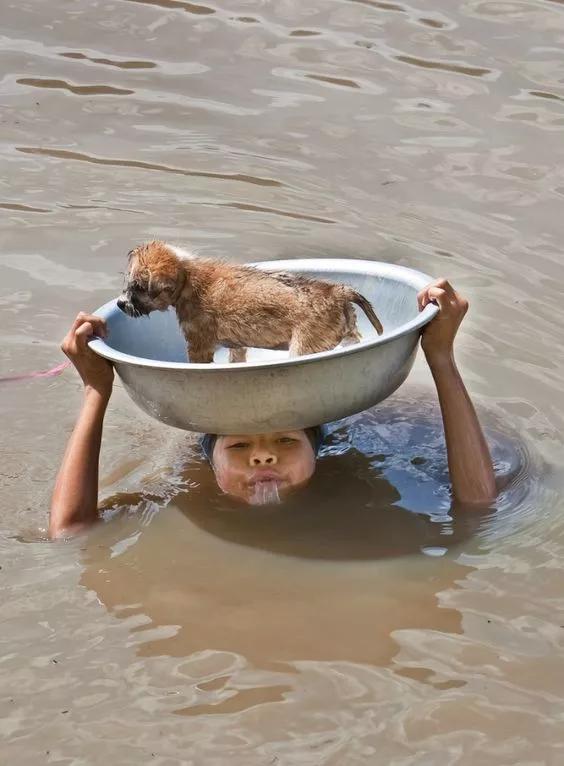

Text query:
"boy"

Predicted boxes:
[[49, 279, 496, 538]]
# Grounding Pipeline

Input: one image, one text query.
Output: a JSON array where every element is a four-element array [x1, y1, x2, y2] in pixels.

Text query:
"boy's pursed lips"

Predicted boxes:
[[247, 470, 284, 487]]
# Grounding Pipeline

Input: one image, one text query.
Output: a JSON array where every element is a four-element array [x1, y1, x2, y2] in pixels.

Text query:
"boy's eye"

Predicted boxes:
[[227, 442, 249, 450], [277, 437, 297, 444]]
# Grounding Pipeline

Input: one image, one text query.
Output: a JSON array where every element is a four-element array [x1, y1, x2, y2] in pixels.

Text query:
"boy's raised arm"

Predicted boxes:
[[49, 314, 114, 538], [419, 280, 497, 506]]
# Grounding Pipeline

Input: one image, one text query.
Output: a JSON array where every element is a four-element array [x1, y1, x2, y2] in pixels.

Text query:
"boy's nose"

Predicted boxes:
[[250, 448, 278, 467]]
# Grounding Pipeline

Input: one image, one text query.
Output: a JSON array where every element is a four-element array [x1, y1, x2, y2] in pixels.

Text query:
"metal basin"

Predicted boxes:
[[89, 259, 438, 434]]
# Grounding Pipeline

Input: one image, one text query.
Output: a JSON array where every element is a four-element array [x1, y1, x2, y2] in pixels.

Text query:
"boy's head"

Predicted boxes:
[[201, 427, 324, 505]]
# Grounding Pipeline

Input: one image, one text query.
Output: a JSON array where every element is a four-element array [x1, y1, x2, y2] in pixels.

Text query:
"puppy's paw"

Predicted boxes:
[[188, 348, 215, 364], [229, 347, 247, 363]]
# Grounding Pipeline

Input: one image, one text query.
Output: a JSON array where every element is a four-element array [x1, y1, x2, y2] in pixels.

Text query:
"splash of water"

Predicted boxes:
[[249, 480, 281, 506]]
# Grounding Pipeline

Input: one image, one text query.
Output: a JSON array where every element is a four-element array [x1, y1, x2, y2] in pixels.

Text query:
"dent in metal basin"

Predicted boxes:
[[89, 259, 437, 433]]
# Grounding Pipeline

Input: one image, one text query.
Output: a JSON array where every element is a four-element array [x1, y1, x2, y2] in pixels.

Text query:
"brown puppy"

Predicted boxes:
[[117, 241, 384, 363]]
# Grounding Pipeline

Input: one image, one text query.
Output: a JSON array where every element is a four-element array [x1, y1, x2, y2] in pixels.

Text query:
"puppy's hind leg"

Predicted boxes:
[[341, 302, 362, 347], [341, 332, 361, 347], [289, 329, 334, 358], [229, 347, 247, 364]]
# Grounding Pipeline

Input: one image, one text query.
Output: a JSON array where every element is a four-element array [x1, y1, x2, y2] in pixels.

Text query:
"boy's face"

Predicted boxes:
[[211, 430, 316, 505]]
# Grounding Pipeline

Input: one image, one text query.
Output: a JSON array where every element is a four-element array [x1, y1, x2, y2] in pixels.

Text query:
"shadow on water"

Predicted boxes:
[[180, 450, 491, 561], [70, 390, 544, 666], [91, 390, 523, 562]]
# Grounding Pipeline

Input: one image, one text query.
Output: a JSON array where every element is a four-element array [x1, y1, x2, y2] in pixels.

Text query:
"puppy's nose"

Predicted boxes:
[[117, 297, 127, 312]]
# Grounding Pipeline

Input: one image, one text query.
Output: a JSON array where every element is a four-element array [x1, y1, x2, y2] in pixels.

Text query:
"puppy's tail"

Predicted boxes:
[[348, 290, 384, 335]]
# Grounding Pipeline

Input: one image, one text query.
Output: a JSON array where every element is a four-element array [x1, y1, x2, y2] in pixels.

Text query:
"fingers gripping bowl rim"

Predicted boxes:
[[88, 259, 438, 434]]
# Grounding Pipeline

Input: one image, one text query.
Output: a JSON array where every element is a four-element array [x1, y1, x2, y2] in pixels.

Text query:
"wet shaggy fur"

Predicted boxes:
[[117, 241, 384, 363]]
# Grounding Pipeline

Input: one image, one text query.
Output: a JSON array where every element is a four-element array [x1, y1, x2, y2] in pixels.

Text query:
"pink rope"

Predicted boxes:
[[0, 360, 71, 384]]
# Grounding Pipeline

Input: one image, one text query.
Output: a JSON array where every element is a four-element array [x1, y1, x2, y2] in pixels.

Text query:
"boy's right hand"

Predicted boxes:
[[61, 313, 114, 399]]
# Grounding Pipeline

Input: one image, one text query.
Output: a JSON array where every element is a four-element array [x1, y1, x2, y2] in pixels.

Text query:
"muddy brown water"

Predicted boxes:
[[2, 1, 564, 763]]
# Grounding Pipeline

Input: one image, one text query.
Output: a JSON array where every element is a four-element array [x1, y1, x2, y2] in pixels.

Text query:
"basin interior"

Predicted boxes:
[[102, 269, 420, 364]]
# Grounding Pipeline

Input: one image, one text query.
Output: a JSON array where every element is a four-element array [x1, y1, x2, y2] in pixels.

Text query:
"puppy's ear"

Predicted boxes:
[[127, 247, 137, 264], [148, 274, 176, 298]]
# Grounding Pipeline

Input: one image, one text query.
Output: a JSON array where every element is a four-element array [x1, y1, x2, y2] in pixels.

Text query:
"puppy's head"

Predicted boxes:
[[117, 241, 186, 317]]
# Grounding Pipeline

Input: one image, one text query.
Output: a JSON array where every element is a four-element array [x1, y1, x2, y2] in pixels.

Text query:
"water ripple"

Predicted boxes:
[[16, 78, 134, 96], [0, 203, 50, 213], [122, 0, 215, 15], [394, 55, 494, 79], [214, 201, 336, 224], [306, 74, 360, 89], [529, 89, 564, 103], [349, 0, 406, 11], [59, 51, 156, 69], [16, 147, 284, 188]]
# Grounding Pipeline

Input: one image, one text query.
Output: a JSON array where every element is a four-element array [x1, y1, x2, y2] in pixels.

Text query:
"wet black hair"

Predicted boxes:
[[200, 426, 326, 463]]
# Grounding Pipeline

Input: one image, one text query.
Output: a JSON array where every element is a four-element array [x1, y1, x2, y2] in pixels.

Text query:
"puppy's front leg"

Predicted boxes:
[[188, 347, 215, 363], [187, 338, 215, 364], [229, 347, 247, 363]]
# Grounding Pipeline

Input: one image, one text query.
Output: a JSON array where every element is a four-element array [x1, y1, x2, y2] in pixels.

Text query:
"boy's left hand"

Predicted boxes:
[[417, 279, 469, 363]]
